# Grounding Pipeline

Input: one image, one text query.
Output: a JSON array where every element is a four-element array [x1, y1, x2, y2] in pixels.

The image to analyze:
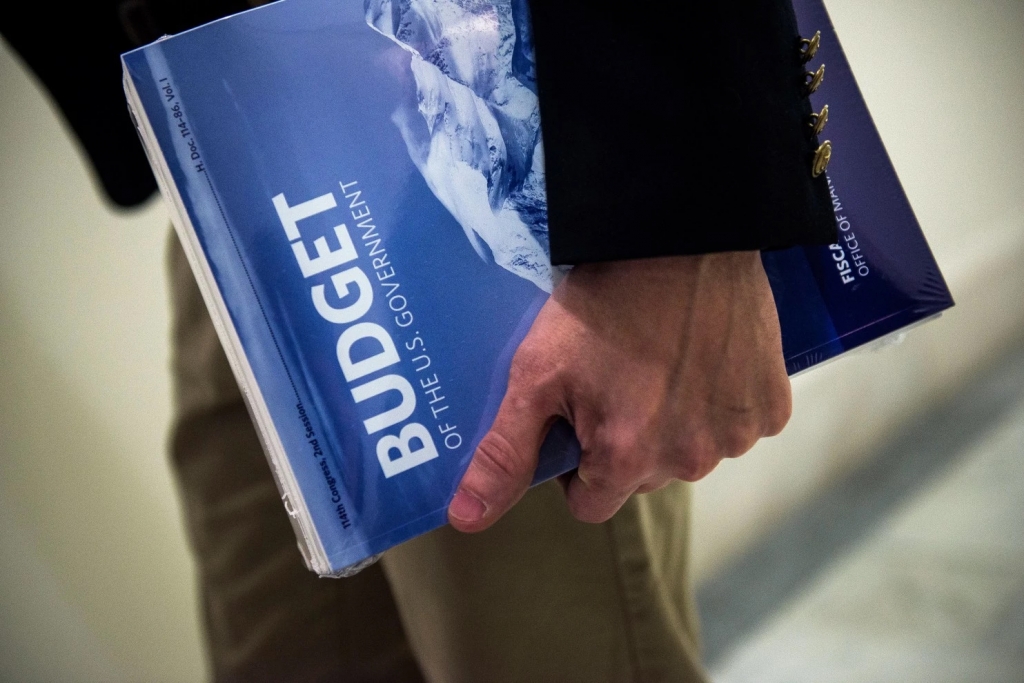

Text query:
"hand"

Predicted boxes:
[[447, 251, 792, 531]]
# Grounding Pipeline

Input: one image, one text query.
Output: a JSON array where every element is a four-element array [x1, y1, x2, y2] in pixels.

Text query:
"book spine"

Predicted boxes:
[[121, 53, 335, 575]]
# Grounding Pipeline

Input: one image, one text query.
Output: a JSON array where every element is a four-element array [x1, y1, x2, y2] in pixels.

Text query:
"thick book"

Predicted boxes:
[[122, 0, 953, 576]]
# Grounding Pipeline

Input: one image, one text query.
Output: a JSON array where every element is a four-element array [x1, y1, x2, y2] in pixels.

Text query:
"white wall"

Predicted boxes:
[[0, 40, 206, 683], [691, 0, 1024, 581]]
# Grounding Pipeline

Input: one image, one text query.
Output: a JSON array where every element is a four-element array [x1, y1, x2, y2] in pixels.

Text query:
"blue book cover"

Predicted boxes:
[[122, 0, 953, 576]]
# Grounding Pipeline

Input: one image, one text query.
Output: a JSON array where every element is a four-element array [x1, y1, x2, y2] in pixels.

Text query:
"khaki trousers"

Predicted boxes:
[[167, 234, 708, 682]]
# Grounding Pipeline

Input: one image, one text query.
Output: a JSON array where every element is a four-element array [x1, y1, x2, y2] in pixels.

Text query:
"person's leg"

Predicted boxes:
[[167, 233, 424, 683], [381, 479, 708, 683], [168, 229, 707, 682]]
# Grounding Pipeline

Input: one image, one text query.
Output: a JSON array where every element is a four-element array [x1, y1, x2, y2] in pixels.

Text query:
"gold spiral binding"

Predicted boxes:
[[813, 141, 833, 178], [806, 64, 825, 95], [800, 31, 822, 62], [809, 104, 829, 136]]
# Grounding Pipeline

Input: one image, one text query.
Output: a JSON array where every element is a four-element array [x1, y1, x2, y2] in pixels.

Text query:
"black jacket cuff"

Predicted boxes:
[[528, 0, 838, 265]]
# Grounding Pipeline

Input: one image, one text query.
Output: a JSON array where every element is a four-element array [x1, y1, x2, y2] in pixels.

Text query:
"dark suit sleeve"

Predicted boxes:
[[527, 0, 838, 265], [0, 0, 250, 208], [1, 1, 157, 208]]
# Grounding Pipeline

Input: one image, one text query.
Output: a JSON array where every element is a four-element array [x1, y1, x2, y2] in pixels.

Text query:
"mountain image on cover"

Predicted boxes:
[[365, 0, 560, 293]]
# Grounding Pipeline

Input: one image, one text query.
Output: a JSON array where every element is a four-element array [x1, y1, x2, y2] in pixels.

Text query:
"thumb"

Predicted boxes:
[[448, 384, 556, 533]]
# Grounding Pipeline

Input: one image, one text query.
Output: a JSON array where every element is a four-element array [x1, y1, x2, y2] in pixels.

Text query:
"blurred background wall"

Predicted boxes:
[[1, 1, 1022, 681], [690, 0, 1024, 582], [0, 36, 205, 682]]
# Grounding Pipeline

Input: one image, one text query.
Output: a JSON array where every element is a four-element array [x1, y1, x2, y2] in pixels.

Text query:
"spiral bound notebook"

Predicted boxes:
[[122, 0, 953, 576]]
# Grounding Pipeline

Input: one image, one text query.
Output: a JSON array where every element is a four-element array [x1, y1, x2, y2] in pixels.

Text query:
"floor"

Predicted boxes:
[[699, 342, 1024, 682]]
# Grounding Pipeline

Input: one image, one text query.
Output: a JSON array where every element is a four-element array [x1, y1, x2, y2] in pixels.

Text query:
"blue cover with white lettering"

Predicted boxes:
[[122, 0, 953, 575]]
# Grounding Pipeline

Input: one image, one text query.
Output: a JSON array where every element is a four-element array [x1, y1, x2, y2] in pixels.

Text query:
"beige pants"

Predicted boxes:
[[167, 234, 708, 682]]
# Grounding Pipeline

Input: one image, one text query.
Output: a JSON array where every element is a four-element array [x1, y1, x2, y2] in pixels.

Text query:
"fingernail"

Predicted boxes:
[[449, 489, 487, 523]]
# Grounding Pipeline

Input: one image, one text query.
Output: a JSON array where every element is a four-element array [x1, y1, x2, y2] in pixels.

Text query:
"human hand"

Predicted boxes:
[[447, 251, 792, 531]]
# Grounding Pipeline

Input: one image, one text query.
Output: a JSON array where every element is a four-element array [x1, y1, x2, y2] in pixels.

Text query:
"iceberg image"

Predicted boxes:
[[365, 0, 559, 292]]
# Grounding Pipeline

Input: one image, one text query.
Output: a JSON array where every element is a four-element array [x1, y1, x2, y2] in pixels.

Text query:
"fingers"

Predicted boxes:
[[448, 381, 557, 533], [564, 472, 635, 524], [564, 428, 656, 523], [564, 463, 670, 523], [563, 428, 726, 523], [761, 375, 793, 438]]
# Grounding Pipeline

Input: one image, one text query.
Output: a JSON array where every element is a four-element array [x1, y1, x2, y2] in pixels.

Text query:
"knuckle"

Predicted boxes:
[[673, 460, 709, 483], [471, 432, 526, 484], [762, 389, 793, 437], [673, 457, 713, 482], [594, 428, 652, 485], [604, 458, 645, 490], [672, 431, 718, 481], [719, 426, 759, 459]]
